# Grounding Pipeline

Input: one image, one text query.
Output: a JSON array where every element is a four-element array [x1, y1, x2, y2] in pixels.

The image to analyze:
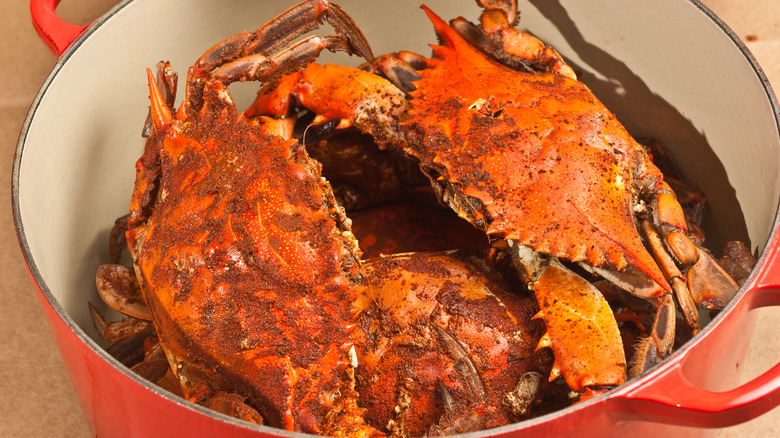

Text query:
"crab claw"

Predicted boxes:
[[445, 4, 576, 79], [643, 177, 740, 315], [514, 245, 626, 392], [245, 70, 304, 118], [476, 0, 518, 25], [142, 62, 177, 137], [295, 63, 409, 147]]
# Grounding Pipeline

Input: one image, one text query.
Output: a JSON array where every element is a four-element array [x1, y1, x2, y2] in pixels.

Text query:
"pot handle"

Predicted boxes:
[[617, 231, 780, 428], [31, 0, 90, 57]]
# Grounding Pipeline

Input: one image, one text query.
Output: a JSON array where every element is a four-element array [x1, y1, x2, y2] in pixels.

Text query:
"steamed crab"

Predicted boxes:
[[92, 0, 751, 434], [259, 0, 743, 392], [353, 250, 556, 436], [105, 2, 376, 434]]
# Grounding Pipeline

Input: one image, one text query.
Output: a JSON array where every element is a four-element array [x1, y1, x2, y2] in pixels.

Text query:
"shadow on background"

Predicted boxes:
[[527, 0, 749, 253]]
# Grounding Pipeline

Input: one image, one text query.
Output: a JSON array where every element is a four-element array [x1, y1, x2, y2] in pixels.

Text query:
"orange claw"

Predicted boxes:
[[295, 63, 410, 147], [245, 70, 303, 118], [531, 258, 626, 392]]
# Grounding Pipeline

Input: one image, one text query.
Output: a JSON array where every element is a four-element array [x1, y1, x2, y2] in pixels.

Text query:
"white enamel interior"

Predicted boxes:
[[15, 0, 780, 362]]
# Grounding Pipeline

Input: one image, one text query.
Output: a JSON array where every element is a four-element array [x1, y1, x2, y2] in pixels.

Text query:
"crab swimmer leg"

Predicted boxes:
[[210, 34, 367, 86], [195, 0, 373, 72], [627, 293, 676, 377]]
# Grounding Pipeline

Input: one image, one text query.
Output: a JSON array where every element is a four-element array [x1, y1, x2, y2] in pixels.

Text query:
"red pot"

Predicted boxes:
[[15, 0, 780, 437]]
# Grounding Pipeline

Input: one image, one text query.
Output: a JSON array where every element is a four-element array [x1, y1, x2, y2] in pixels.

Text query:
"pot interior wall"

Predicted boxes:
[[17, 0, 780, 349]]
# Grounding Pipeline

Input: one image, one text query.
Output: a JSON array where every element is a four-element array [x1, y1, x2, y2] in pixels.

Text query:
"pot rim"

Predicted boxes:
[[12, 0, 780, 436]]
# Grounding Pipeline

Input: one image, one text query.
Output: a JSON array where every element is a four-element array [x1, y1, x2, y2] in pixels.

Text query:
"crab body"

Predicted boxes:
[[403, 43, 660, 282], [129, 75, 373, 434], [353, 251, 553, 436], [112, 1, 385, 434]]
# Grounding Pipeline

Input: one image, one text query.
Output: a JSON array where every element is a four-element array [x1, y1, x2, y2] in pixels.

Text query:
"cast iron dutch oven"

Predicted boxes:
[[15, 0, 780, 436]]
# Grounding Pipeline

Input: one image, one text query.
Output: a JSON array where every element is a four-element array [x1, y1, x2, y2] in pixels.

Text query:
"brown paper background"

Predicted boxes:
[[1, 0, 777, 436]]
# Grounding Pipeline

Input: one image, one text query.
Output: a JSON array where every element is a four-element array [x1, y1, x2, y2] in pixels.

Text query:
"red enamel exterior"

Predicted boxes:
[[30, 0, 89, 56], [26, 247, 780, 437]]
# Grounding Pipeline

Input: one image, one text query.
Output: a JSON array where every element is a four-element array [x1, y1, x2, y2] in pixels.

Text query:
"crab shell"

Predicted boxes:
[[353, 251, 553, 436], [126, 78, 372, 435], [400, 9, 667, 290]]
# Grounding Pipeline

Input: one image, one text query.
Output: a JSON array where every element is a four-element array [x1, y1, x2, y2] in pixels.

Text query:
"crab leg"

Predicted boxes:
[[611, 155, 740, 375], [92, 263, 154, 343], [194, 0, 372, 72], [108, 215, 129, 264], [359, 51, 425, 94], [96, 264, 152, 321], [181, 7, 373, 117], [89, 302, 153, 343], [210, 34, 363, 86], [640, 218, 697, 327], [638, 159, 740, 311]]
